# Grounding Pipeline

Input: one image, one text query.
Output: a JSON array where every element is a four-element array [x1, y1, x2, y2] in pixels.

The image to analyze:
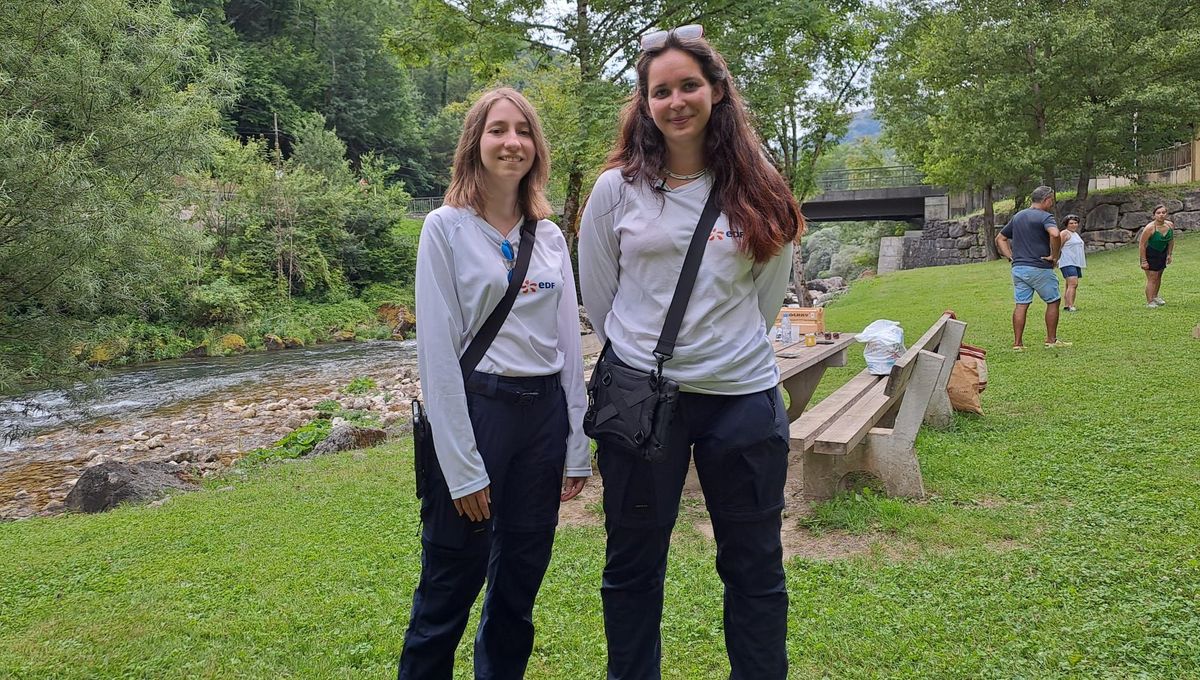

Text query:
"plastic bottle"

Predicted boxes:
[[780, 312, 792, 343]]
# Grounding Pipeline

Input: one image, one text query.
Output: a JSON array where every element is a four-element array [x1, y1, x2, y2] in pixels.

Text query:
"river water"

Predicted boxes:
[[0, 341, 419, 519]]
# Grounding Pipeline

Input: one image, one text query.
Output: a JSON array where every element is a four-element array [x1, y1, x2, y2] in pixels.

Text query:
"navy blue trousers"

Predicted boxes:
[[398, 373, 567, 680], [598, 363, 790, 680]]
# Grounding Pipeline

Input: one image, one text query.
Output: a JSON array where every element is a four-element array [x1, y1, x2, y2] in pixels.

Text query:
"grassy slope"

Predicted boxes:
[[1, 236, 1197, 678]]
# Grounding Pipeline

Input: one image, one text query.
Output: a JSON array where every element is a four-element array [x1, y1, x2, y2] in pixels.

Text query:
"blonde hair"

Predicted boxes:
[[444, 87, 552, 220]]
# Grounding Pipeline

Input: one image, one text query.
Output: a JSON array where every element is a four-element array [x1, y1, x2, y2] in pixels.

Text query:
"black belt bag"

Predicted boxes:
[[412, 218, 538, 499], [584, 351, 678, 462], [583, 188, 720, 462]]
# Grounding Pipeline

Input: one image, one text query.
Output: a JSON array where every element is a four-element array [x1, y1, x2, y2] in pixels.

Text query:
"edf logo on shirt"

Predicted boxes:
[[521, 279, 556, 294], [709, 227, 744, 241]]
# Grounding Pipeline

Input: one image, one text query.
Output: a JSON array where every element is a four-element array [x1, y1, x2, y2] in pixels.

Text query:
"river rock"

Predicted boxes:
[[146, 434, 166, 449], [132, 431, 150, 441], [307, 424, 387, 457], [64, 462, 196, 513], [264, 334, 286, 351]]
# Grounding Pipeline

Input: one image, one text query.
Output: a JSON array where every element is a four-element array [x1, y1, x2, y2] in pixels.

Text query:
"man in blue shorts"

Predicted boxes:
[[995, 186, 1072, 350]]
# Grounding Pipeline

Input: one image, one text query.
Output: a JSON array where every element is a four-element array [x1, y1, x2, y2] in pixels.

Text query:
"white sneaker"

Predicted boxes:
[[1147, 301, 1160, 308], [1153, 297, 1166, 306]]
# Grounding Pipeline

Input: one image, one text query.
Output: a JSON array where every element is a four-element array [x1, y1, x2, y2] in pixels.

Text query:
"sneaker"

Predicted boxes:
[[1044, 339, 1073, 348], [1147, 301, 1160, 308], [1153, 297, 1166, 306], [1064, 306, 1078, 312]]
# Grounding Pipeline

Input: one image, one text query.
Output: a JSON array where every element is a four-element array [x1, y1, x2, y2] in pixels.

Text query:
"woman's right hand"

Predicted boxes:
[[1140, 259, 1150, 270], [453, 486, 492, 522]]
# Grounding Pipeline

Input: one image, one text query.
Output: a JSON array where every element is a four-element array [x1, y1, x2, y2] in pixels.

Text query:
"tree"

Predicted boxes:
[[875, 0, 1200, 223], [0, 0, 234, 389]]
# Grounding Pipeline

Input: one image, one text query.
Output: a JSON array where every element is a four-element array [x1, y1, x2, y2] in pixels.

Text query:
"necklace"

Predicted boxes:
[[665, 168, 706, 181]]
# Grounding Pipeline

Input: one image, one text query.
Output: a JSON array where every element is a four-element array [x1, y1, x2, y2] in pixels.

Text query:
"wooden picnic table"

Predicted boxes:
[[773, 333, 857, 420]]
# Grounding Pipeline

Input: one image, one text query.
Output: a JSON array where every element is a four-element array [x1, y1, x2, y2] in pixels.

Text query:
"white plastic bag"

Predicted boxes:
[[857, 320, 905, 375]]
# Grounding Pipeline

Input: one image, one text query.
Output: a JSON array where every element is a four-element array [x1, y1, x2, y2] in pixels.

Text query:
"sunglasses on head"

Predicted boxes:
[[639, 24, 703, 51]]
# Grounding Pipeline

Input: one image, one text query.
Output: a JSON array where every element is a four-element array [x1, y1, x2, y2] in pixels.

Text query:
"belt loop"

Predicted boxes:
[[487, 373, 499, 397]]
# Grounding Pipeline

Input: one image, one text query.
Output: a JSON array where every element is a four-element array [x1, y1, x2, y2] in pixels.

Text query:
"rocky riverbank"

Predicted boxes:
[[1, 364, 423, 521]]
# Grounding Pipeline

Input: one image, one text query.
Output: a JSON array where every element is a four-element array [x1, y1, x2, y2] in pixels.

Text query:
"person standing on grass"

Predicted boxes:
[[1139, 204, 1175, 308], [995, 185, 1071, 350], [579, 25, 803, 680], [398, 87, 590, 680], [1058, 213, 1086, 312]]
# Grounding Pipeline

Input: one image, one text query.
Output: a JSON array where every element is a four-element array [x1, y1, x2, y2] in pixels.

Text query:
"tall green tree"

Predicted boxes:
[[0, 0, 234, 389]]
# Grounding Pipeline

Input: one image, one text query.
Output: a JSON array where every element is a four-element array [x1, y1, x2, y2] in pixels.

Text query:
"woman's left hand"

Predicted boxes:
[[561, 476, 588, 501], [1167, 255, 1172, 265]]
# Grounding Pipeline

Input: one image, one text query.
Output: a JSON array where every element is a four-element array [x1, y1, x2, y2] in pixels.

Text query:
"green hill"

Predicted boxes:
[[1, 236, 1197, 678]]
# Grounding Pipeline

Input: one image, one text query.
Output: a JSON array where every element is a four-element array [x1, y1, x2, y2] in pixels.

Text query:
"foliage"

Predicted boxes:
[[239, 419, 332, 465], [340, 377, 378, 396], [874, 0, 1200, 202], [714, 0, 887, 198], [3, 236, 1199, 677], [0, 0, 235, 390]]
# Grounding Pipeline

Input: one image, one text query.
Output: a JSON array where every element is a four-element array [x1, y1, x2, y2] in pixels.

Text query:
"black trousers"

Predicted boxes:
[[598, 364, 790, 680], [398, 373, 567, 680]]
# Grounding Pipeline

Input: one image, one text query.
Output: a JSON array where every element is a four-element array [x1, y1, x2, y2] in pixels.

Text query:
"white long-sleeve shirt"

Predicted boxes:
[[415, 205, 590, 500], [578, 169, 793, 395]]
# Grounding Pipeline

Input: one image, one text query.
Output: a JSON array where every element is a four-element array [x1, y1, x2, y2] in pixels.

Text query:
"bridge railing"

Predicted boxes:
[[815, 165, 924, 192]]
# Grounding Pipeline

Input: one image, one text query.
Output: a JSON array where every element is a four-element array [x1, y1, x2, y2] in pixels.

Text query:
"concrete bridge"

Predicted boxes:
[[800, 165, 950, 225]]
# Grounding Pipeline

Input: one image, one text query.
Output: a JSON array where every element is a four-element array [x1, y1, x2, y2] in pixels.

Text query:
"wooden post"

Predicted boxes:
[[924, 319, 967, 428]]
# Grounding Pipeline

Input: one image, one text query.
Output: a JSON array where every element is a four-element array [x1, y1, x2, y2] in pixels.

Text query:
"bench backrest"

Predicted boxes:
[[884, 312, 954, 396]]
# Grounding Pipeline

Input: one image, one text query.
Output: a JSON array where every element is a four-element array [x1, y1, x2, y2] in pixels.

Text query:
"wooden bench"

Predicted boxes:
[[790, 312, 967, 500]]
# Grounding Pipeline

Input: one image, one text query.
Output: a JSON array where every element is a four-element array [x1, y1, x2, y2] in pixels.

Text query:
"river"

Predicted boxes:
[[0, 340, 419, 520]]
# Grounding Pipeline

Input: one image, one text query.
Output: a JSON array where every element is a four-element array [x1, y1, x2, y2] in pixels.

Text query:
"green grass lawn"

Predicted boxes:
[[2, 236, 1198, 678]]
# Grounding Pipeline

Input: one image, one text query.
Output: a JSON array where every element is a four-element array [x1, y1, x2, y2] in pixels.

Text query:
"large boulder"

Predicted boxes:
[[1183, 192, 1200, 211], [1172, 211, 1200, 231], [1085, 204, 1119, 231], [307, 424, 387, 457], [1081, 229, 1134, 245], [1119, 211, 1151, 229], [64, 462, 196, 513], [377, 304, 416, 339], [264, 334, 286, 351]]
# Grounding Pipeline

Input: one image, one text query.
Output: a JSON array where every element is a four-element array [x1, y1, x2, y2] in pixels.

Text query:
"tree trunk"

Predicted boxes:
[[1075, 134, 1096, 200], [983, 181, 999, 260], [792, 245, 811, 306], [562, 165, 584, 251]]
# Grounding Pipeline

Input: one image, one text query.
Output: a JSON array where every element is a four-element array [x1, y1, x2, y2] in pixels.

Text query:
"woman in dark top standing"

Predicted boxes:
[[1139, 204, 1175, 308]]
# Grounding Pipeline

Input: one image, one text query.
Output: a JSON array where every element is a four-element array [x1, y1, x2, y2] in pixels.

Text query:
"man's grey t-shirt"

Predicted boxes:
[[1000, 208, 1057, 269]]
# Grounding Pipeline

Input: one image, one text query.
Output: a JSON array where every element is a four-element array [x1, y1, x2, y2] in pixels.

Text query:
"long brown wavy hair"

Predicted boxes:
[[606, 34, 804, 262], [445, 87, 552, 220]]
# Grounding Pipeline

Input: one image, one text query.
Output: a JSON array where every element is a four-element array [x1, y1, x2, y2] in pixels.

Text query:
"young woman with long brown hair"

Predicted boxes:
[[398, 87, 589, 679], [578, 26, 803, 680]]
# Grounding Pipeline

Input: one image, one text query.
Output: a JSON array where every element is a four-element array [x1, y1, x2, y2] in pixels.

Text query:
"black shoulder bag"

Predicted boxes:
[[411, 218, 538, 498], [583, 189, 720, 462]]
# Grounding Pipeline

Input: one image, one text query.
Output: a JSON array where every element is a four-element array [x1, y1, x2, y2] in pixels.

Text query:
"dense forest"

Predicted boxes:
[[2, 0, 1197, 390]]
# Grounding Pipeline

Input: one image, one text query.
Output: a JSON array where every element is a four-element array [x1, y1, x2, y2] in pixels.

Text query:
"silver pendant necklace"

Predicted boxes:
[[665, 168, 706, 181]]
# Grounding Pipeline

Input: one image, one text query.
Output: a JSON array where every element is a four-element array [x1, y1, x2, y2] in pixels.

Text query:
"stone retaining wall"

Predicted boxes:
[[893, 188, 1200, 270]]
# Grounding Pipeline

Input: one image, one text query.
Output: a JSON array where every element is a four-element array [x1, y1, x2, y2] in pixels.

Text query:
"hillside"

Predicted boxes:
[[1, 236, 1197, 678]]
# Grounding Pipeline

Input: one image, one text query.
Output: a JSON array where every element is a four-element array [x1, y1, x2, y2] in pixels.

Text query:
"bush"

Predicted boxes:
[[190, 278, 258, 325]]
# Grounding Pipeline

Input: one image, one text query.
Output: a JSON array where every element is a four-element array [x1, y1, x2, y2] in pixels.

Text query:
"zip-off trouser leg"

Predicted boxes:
[[399, 373, 567, 680], [599, 369, 790, 680]]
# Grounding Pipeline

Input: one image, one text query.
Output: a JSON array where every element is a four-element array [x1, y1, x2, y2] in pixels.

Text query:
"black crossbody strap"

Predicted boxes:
[[459, 217, 538, 380], [653, 188, 721, 363]]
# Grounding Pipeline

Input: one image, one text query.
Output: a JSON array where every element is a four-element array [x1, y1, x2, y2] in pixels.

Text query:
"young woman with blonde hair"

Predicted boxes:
[[398, 87, 590, 679]]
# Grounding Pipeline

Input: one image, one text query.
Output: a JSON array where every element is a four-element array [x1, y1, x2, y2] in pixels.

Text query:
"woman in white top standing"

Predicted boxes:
[[398, 88, 590, 680], [1058, 213, 1086, 311], [578, 26, 803, 680]]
